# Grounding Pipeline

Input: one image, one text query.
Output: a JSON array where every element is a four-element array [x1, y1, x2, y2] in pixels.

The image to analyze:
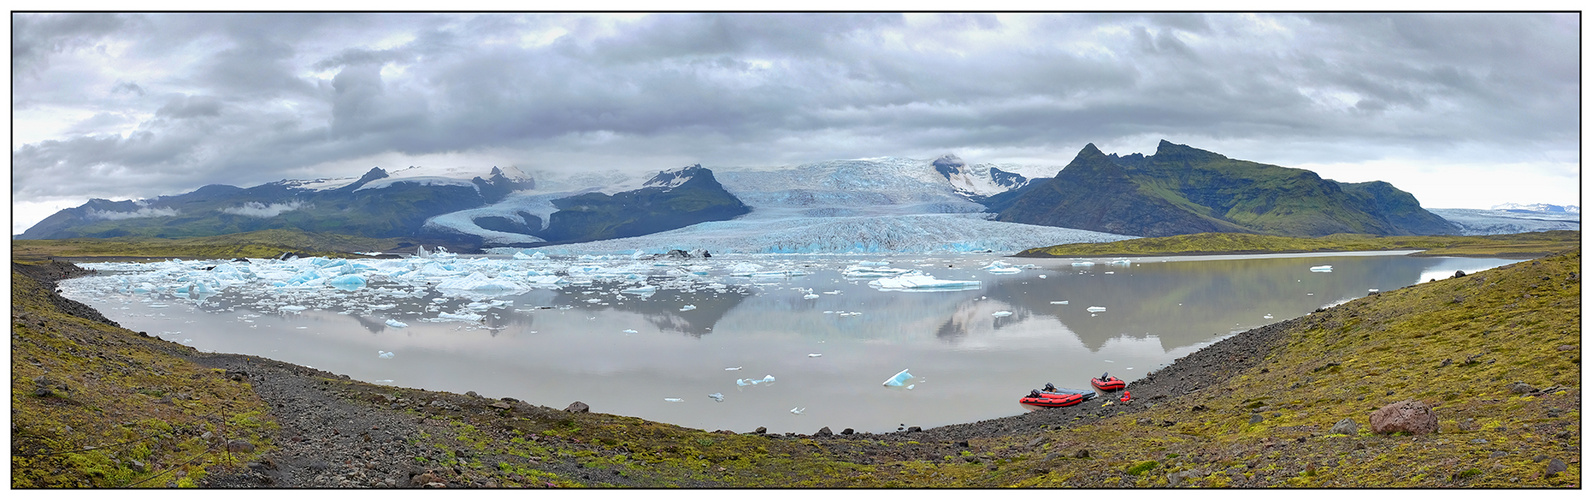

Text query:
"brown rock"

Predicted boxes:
[[489, 401, 511, 410], [1368, 400, 1439, 435], [563, 401, 589, 413], [226, 439, 256, 453]]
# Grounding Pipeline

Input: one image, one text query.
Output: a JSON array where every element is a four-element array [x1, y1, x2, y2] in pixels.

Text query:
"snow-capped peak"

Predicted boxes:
[[932, 154, 1031, 198], [1491, 203, 1580, 214], [643, 164, 705, 190]]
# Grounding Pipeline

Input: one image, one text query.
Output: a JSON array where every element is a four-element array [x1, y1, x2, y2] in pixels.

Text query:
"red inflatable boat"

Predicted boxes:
[[1091, 373, 1126, 392], [1019, 388, 1096, 408]]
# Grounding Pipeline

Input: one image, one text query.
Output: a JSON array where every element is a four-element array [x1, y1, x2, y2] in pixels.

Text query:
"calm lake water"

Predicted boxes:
[[60, 252, 1516, 434]]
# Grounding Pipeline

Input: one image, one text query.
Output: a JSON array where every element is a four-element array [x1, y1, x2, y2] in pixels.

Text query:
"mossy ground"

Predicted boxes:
[[11, 267, 276, 487], [1017, 231, 1580, 259], [11, 229, 411, 261], [10, 245, 1580, 488]]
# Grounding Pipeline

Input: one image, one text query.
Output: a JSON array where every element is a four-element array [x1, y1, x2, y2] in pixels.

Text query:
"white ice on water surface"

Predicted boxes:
[[882, 369, 914, 387]]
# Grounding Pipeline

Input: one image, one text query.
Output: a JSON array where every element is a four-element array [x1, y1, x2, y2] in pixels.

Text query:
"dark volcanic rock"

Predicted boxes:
[[563, 401, 590, 413]]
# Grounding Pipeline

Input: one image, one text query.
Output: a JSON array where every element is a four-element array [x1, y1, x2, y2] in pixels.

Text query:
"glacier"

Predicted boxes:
[[1429, 208, 1580, 236], [404, 155, 1132, 255]]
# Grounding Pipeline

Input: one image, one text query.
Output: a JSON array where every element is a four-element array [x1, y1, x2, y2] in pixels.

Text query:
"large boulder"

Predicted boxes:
[[1369, 400, 1439, 435], [563, 401, 590, 413]]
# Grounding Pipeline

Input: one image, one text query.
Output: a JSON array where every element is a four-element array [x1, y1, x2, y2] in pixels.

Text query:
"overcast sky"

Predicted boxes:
[[10, 12, 1582, 234]]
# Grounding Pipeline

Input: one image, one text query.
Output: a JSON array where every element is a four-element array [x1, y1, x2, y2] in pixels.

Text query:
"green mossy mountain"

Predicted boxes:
[[996, 140, 1459, 237]]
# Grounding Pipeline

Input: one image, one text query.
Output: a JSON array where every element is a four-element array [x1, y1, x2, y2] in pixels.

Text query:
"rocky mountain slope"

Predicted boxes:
[[996, 141, 1459, 238]]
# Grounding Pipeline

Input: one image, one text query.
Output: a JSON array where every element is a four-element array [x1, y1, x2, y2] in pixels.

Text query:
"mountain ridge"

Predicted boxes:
[[997, 140, 1459, 238]]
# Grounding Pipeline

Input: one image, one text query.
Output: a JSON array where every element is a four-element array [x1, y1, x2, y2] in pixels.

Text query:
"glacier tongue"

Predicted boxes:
[[501, 213, 1132, 255]]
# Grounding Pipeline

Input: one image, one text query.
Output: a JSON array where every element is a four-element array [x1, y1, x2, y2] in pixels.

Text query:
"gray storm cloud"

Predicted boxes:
[[10, 12, 1580, 214]]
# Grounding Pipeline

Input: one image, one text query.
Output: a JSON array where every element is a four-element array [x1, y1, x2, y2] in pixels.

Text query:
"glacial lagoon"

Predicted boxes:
[[58, 251, 1518, 434]]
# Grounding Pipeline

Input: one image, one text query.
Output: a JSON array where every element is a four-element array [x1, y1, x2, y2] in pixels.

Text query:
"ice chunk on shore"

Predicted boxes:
[[882, 368, 913, 387]]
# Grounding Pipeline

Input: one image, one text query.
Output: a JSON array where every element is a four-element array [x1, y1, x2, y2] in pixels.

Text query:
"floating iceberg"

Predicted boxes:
[[663, 397, 683, 403], [725, 366, 742, 371], [378, 350, 394, 359], [1050, 301, 1069, 305], [808, 353, 822, 357], [327, 274, 367, 291], [803, 293, 819, 299], [1310, 265, 1333, 272], [841, 266, 913, 278], [708, 393, 724, 402], [622, 329, 638, 334], [992, 311, 1013, 317], [1071, 261, 1096, 267], [385, 319, 408, 328], [868, 272, 981, 292], [681, 305, 698, 311], [790, 407, 805, 415], [1086, 306, 1107, 313], [882, 368, 914, 387], [1109, 259, 1132, 266]]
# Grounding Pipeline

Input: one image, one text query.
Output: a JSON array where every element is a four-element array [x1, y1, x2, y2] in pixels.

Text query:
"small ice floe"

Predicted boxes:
[[1109, 259, 1132, 266], [992, 311, 1013, 317], [279, 305, 307, 313], [1039, 275, 1047, 279], [296, 326, 308, 329], [664, 398, 684, 403], [1310, 265, 1333, 273], [790, 407, 805, 415], [1086, 306, 1107, 313], [822, 290, 842, 295], [680, 305, 697, 311], [385, 319, 408, 328], [725, 366, 743, 371], [622, 329, 638, 334], [1050, 301, 1070, 305], [808, 353, 822, 358], [621, 285, 657, 295], [378, 350, 395, 359], [1071, 261, 1095, 267], [1104, 271, 1115, 275], [708, 393, 724, 402], [882, 368, 914, 387], [1263, 314, 1274, 320]]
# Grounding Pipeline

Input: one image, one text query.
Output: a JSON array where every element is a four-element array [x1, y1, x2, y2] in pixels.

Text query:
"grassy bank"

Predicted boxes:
[[10, 229, 413, 261], [1016, 231, 1581, 258], [11, 262, 277, 487], [965, 249, 1581, 487]]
